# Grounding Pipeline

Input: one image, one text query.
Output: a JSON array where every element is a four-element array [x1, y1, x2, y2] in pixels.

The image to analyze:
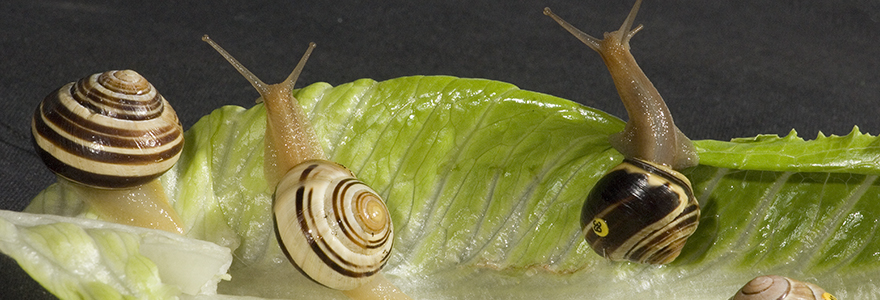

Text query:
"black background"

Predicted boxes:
[[1, 1, 878, 299]]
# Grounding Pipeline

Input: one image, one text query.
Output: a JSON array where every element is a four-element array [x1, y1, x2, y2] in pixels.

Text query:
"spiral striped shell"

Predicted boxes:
[[581, 158, 699, 264], [274, 159, 393, 290], [31, 70, 184, 188], [731, 275, 837, 300]]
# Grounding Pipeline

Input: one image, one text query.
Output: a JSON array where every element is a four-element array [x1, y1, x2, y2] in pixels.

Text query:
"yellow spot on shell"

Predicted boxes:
[[592, 218, 609, 237]]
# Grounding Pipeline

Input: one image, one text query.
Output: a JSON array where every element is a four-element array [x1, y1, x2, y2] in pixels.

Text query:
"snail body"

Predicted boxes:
[[31, 70, 185, 233], [545, 0, 699, 264], [202, 36, 409, 299], [731, 275, 837, 300]]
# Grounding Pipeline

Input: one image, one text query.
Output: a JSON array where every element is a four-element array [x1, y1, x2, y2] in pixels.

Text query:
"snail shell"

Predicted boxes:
[[582, 158, 698, 264], [274, 159, 393, 291], [731, 275, 837, 300], [31, 70, 184, 188]]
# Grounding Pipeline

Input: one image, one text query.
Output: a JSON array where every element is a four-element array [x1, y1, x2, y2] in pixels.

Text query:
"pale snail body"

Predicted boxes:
[[31, 70, 184, 188], [275, 160, 393, 290], [202, 36, 408, 299], [545, 0, 700, 264], [731, 275, 837, 300], [30, 70, 186, 234]]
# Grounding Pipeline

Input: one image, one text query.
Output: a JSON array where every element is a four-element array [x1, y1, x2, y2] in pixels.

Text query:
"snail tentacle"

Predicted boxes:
[[545, 0, 697, 169], [202, 35, 324, 184]]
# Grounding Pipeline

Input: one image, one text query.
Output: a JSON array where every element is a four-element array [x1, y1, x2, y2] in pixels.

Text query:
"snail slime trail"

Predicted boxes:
[[202, 36, 412, 300], [544, 0, 700, 264], [31, 70, 186, 234]]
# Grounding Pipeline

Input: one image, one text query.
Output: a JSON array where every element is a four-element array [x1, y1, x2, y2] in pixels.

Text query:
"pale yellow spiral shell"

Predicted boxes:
[[274, 159, 393, 290]]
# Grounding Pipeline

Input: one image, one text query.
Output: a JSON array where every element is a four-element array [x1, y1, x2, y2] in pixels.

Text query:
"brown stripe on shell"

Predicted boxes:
[[42, 88, 178, 138], [334, 179, 362, 246], [73, 71, 164, 120], [295, 185, 320, 252], [33, 107, 183, 165], [627, 203, 699, 252], [296, 181, 386, 279], [76, 76, 161, 108], [299, 163, 318, 182], [32, 143, 162, 188], [294, 184, 374, 277], [624, 203, 700, 264], [628, 158, 694, 200], [38, 93, 182, 148]]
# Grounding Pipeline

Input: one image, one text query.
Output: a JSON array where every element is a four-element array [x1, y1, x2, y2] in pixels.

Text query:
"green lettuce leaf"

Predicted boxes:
[[15, 75, 880, 299], [696, 127, 880, 174], [0, 210, 232, 299]]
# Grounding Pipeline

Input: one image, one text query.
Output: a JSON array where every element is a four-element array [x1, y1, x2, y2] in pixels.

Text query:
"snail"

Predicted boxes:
[[544, 0, 700, 264], [731, 275, 838, 300], [202, 35, 411, 300], [30, 69, 186, 234]]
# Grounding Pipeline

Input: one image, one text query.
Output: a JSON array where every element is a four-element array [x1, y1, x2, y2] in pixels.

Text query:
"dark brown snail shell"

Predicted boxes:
[[582, 158, 699, 264], [31, 70, 184, 188]]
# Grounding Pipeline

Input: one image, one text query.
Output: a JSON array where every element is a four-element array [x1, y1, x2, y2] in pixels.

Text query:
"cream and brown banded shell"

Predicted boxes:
[[274, 159, 394, 290], [582, 158, 699, 264], [731, 275, 837, 300], [31, 70, 184, 188]]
